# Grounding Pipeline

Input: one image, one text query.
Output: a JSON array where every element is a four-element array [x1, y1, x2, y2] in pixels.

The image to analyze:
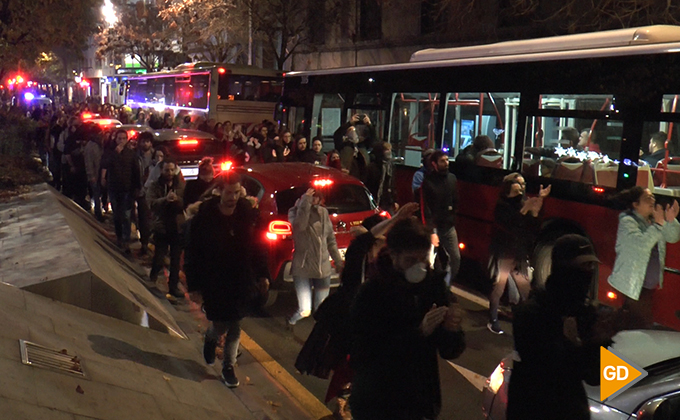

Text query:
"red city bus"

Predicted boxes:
[[279, 25, 680, 330]]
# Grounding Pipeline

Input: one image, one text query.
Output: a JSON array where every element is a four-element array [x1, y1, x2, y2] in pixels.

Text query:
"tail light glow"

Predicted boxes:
[[593, 186, 605, 194], [379, 210, 391, 218], [218, 68, 226, 74], [607, 291, 617, 300], [179, 139, 199, 147], [313, 179, 333, 187], [459, 242, 466, 250], [82, 112, 93, 119], [127, 130, 137, 138], [267, 220, 292, 240], [220, 161, 233, 171]]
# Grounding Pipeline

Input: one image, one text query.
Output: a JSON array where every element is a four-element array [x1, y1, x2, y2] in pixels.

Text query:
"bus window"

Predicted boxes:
[[389, 92, 440, 167], [221, 75, 283, 102], [642, 120, 680, 191], [311, 93, 345, 142], [443, 92, 519, 170], [523, 112, 623, 185]]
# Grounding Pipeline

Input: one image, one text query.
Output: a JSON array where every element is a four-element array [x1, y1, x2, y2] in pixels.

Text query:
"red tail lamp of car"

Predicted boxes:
[[266, 220, 292, 240], [379, 210, 391, 218], [220, 161, 233, 171], [607, 291, 618, 300], [458, 242, 466, 250], [313, 179, 333, 187], [82, 112, 93, 119], [218, 67, 226, 74], [179, 139, 199, 147], [127, 130, 137, 138]]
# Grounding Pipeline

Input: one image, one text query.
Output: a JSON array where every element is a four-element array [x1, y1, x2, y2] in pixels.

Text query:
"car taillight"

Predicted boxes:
[[379, 210, 391, 218], [267, 220, 292, 240], [82, 112, 93, 119], [127, 130, 137, 138], [313, 179, 333, 187], [179, 139, 199, 147], [220, 161, 233, 171]]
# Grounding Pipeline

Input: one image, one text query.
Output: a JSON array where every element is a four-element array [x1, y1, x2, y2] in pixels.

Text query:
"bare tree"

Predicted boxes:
[[161, 0, 249, 63]]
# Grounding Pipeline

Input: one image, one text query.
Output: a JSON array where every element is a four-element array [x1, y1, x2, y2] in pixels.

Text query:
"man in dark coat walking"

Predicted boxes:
[[185, 172, 270, 388], [350, 218, 466, 420]]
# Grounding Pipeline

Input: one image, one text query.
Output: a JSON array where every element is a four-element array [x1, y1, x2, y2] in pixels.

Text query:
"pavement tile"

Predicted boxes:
[[0, 397, 75, 420], [34, 368, 164, 420], [163, 373, 225, 413], [0, 357, 37, 405], [154, 394, 251, 420], [0, 336, 22, 362], [0, 283, 26, 309], [83, 359, 178, 402]]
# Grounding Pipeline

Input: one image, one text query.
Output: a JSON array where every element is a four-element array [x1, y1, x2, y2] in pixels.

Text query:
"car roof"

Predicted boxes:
[[152, 129, 216, 142], [116, 124, 153, 131], [233, 162, 365, 192]]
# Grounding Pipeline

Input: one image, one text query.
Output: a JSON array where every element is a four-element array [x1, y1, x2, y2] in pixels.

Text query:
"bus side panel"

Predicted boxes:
[[656, 247, 680, 331]]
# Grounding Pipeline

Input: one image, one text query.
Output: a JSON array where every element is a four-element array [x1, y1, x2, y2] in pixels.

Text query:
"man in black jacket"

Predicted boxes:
[[350, 218, 465, 420], [420, 150, 460, 286], [185, 172, 270, 388]]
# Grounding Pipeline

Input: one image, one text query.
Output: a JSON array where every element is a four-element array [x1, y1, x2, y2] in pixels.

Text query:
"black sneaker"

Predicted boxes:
[[487, 320, 504, 335], [221, 365, 239, 388], [203, 337, 217, 366]]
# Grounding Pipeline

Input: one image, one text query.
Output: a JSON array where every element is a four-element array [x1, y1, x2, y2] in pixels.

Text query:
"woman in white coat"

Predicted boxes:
[[608, 186, 680, 328], [288, 188, 344, 325]]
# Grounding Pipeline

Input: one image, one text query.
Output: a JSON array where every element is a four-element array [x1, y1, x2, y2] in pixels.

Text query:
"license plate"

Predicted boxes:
[[181, 167, 199, 177]]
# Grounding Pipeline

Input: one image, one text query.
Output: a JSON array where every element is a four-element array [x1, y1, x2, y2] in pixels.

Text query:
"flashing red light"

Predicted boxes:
[[313, 179, 333, 187], [220, 161, 233, 171], [15, 75, 24, 84], [379, 210, 391, 219], [127, 130, 137, 138], [458, 242, 466, 250], [82, 112, 93, 119], [593, 186, 605, 194], [178, 139, 199, 147], [218, 68, 226, 74], [607, 291, 617, 300], [267, 220, 292, 240], [95, 119, 116, 126]]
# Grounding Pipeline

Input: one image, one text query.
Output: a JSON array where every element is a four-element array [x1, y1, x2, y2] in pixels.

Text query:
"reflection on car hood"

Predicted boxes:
[[611, 330, 680, 368]]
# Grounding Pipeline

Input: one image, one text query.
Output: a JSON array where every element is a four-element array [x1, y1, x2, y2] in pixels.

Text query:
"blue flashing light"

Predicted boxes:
[[24, 92, 35, 101], [623, 159, 632, 166]]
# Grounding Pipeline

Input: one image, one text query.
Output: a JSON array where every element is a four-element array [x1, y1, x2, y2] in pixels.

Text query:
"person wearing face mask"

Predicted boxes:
[[364, 141, 397, 214], [349, 218, 465, 420], [487, 172, 551, 334], [287, 188, 345, 326], [608, 186, 680, 328], [308, 137, 327, 164], [507, 234, 614, 420]]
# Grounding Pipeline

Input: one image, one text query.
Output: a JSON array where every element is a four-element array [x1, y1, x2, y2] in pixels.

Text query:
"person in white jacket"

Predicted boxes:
[[608, 186, 680, 328], [288, 188, 344, 325]]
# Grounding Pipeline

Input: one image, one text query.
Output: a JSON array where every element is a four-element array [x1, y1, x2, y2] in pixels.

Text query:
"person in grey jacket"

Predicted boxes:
[[84, 127, 104, 221], [608, 186, 680, 328], [288, 188, 344, 325]]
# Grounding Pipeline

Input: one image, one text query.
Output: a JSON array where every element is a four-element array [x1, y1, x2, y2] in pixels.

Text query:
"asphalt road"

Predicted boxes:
[[241, 286, 515, 420]]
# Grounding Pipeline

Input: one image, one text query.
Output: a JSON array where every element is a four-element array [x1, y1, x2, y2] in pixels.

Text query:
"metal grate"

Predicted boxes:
[[19, 340, 85, 377]]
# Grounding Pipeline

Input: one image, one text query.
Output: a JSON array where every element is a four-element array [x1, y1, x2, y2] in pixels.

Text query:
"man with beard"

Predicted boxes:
[[185, 172, 270, 388], [147, 158, 186, 299], [420, 150, 460, 286], [507, 234, 613, 420]]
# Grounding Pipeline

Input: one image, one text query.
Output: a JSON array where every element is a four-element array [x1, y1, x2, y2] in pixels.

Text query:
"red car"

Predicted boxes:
[[231, 162, 381, 305]]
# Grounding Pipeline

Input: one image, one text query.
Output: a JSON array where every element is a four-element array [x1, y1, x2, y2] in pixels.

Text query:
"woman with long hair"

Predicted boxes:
[[487, 172, 550, 334], [608, 186, 679, 328]]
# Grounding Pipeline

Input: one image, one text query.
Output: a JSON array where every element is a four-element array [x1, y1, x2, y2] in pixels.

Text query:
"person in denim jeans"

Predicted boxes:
[[288, 188, 344, 325]]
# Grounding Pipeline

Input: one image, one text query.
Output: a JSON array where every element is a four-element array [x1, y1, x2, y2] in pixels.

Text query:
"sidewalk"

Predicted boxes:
[[0, 184, 326, 420]]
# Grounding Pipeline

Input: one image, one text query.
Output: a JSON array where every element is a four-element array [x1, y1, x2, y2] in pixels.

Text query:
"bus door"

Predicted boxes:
[[440, 92, 520, 170], [388, 92, 440, 167], [310, 93, 346, 151]]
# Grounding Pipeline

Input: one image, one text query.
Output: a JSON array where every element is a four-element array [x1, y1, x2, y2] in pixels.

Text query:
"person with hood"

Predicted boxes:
[[349, 217, 466, 420], [507, 234, 613, 420], [364, 141, 397, 213], [287, 187, 345, 325], [289, 136, 315, 163], [146, 158, 186, 299], [185, 172, 270, 388], [608, 186, 680, 328], [487, 172, 551, 334], [326, 149, 343, 171]]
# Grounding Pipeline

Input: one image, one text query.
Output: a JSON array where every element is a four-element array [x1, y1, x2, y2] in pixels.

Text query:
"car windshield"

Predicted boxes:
[[276, 184, 375, 215]]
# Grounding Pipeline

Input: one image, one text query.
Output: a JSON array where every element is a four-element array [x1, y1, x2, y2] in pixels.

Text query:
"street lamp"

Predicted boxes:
[[102, 0, 118, 27]]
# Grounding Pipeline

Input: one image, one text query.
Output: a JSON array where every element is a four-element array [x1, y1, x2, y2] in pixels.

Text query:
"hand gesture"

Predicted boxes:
[[431, 233, 440, 247], [395, 202, 419, 220], [538, 184, 552, 199], [305, 188, 315, 197], [653, 203, 666, 225], [666, 200, 679, 222], [420, 304, 447, 337], [363, 115, 371, 125], [443, 303, 464, 332], [167, 191, 178, 202], [283, 147, 290, 157], [350, 114, 360, 124]]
